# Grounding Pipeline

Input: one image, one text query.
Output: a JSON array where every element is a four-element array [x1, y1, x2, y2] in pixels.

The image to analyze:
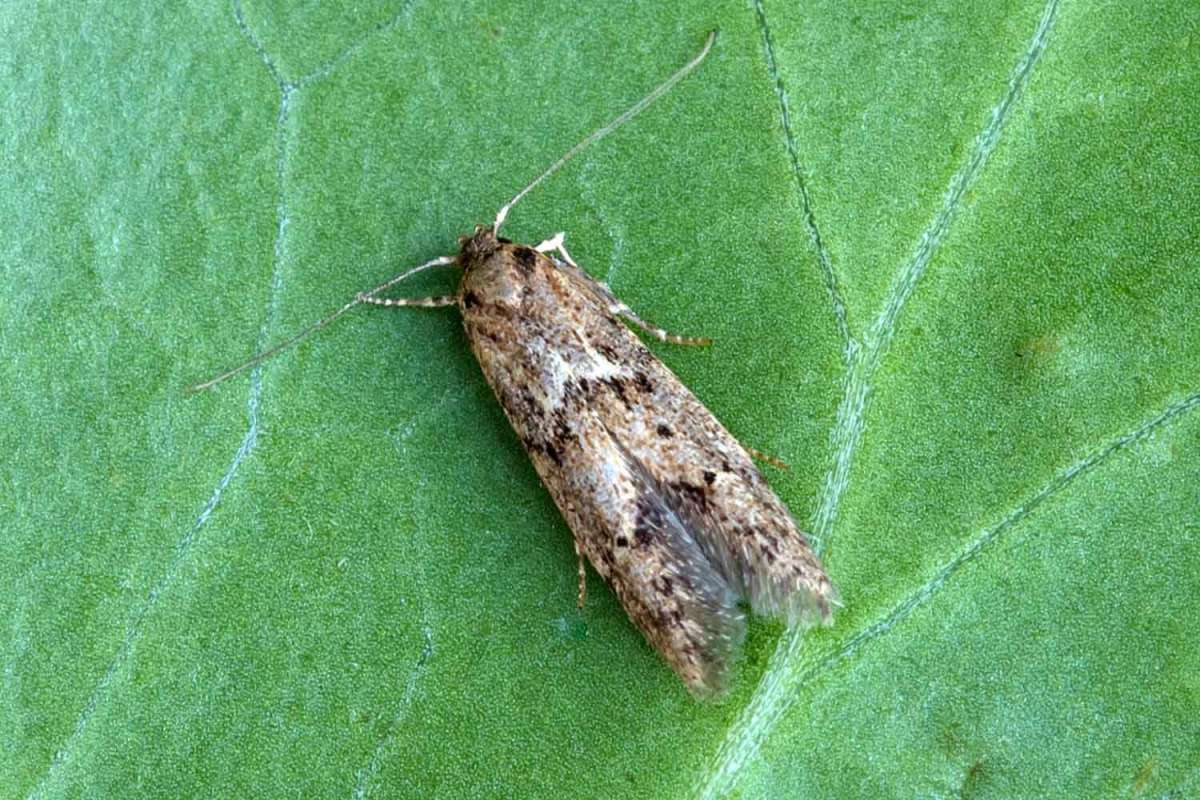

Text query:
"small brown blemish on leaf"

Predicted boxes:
[[1131, 758, 1158, 797], [1014, 333, 1061, 362], [959, 759, 987, 800], [939, 722, 964, 754]]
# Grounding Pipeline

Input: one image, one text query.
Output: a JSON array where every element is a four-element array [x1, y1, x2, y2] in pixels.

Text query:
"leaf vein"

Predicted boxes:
[[698, 386, 1199, 800], [752, 0, 852, 354], [232, 0, 285, 88], [25, 371, 264, 800], [295, 1, 420, 90], [23, 7, 307, 790], [350, 626, 434, 799], [696, 1, 1062, 795]]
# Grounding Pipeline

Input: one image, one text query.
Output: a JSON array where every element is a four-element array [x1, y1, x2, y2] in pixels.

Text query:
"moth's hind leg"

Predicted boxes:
[[573, 538, 588, 609], [536, 232, 712, 346], [613, 304, 712, 346], [745, 446, 790, 471]]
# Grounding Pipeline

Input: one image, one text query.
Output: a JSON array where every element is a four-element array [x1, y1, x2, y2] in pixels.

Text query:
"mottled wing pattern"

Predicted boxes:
[[555, 251, 837, 626], [572, 423, 746, 693], [459, 240, 833, 694]]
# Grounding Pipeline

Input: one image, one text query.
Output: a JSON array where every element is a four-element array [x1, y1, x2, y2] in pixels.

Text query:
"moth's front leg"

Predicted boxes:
[[357, 293, 458, 308], [534, 232, 712, 346]]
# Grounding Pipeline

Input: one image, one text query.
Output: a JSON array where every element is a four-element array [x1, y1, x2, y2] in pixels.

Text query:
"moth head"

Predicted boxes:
[[457, 224, 501, 267]]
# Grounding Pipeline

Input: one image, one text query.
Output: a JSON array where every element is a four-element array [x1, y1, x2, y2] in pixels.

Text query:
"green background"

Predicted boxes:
[[3, 1, 1197, 797]]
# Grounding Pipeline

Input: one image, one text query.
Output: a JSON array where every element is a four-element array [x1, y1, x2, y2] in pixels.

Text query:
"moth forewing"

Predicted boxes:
[[193, 31, 835, 697]]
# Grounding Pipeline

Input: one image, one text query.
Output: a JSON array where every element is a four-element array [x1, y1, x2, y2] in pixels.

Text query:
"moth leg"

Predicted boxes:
[[538, 233, 713, 346], [357, 293, 457, 308], [574, 539, 588, 609], [745, 446, 790, 471], [612, 305, 712, 346], [533, 232, 569, 260]]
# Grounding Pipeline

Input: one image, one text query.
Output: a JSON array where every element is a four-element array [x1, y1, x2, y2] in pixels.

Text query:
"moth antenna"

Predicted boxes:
[[188, 255, 456, 392], [493, 29, 717, 233]]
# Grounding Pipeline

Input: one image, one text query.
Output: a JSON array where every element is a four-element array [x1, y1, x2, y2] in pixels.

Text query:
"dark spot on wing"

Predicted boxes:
[[596, 342, 621, 362], [633, 500, 665, 547], [518, 388, 542, 420], [633, 525, 654, 548], [703, 470, 716, 485], [634, 371, 654, 394], [514, 247, 538, 273], [552, 411, 572, 443], [561, 377, 594, 406], [671, 481, 708, 514], [615, 535, 629, 548], [522, 436, 564, 467], [605, 376, 632, 409], [657, 424, 673, 438], [463, 290, 481, 309], [476, 296, 516, 321]]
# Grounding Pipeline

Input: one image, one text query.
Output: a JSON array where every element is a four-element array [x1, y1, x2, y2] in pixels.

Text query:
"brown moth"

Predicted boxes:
[[195, 31, 836, 696]]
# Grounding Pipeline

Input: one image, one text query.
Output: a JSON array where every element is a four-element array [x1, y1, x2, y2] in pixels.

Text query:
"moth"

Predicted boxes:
[[195, 31, 836, 696]]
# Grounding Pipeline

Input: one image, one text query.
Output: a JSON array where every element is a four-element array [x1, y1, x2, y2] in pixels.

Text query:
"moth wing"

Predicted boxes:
[[557, 262, 837, 628], [580, 424, 747, 696], [641, 388, 837, 628]]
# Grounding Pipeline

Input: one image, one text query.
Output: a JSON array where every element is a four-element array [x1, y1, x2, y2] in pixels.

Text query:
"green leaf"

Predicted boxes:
[[4, 1, 1197, 798]]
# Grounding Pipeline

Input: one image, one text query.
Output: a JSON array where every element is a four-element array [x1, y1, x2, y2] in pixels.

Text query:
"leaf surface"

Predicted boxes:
[[3, 1, 1197, 798]]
